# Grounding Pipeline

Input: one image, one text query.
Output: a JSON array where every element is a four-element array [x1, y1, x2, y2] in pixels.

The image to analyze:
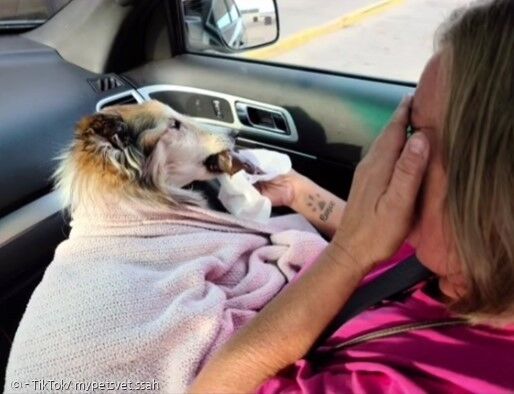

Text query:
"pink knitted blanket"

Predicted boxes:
[[6, 205, 326, 392]]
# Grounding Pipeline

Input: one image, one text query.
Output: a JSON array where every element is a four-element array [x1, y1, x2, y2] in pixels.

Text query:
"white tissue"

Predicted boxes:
[[217, 149, 292, 222]]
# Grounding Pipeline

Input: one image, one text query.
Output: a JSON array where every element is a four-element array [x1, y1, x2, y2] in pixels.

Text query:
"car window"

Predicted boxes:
[[182, 0, 468, 83], [0, 0, 71, 31], [212, 0, 229, 27]]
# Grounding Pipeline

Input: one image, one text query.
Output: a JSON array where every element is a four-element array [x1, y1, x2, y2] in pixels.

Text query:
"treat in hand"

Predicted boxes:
[[205, 150, 261, 176]]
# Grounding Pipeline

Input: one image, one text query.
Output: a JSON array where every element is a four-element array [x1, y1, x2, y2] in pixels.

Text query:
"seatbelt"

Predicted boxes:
[[309, 255, 433, 354]]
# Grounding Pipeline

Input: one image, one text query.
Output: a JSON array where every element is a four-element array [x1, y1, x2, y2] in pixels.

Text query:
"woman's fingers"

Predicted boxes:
[[389, 95, 412, 129], [256, 174, 296, 207], [371, 96, 411, 157], [380, 132, 429, 216], [364, 96, 413, 193]]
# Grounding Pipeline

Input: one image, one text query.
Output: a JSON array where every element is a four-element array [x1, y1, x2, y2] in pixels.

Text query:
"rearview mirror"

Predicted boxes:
[[183, 0, 279, 53]]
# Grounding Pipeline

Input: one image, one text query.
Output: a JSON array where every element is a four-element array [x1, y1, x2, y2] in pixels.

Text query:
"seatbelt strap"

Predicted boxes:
[[311, 318, 468, 362], [310, 255, 433, 353]]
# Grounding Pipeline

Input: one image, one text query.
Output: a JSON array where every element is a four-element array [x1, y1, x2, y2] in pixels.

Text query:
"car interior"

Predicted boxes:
[[0, 0, 415, 385]]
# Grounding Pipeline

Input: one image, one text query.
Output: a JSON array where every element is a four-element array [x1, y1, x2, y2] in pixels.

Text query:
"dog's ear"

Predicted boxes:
[[140, 128, 168, 155], [76, 113, 132, 148]]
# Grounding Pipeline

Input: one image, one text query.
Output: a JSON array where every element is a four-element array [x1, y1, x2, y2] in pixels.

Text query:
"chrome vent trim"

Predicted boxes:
[[95, 90, 144, 112]]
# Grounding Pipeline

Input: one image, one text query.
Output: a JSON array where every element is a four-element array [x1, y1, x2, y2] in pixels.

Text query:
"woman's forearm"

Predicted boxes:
[[290, 175, 346, 238], [190, 243, 370, 393]]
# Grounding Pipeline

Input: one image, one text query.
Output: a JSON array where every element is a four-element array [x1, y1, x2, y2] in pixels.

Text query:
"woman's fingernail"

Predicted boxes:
[[408, 135, 426, 155]]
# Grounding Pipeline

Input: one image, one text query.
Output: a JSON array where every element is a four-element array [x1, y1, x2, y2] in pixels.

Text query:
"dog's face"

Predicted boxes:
[[57, 100, 236, 210]]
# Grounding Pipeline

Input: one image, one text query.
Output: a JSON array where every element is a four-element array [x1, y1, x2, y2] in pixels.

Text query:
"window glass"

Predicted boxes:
[[212, 0, 229, 28], [229, 3, 239, 23], [182, 0, 468, 83], [0, 0, 71, 29]]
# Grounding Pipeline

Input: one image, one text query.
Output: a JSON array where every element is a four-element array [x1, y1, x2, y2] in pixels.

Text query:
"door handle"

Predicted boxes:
[[235, 102, 291, 135]]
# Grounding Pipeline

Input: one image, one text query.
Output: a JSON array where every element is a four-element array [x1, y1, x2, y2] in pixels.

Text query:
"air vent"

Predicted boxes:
[[97, 92, 139, 111], [103, 94, 138, 106], [88, 74, 125, 93]]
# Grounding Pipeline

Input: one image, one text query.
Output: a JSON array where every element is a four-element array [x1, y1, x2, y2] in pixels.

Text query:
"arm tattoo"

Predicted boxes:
[[307, 194, 323, 212], [306, 194, 335, 222], [320, 201, 335, 222]]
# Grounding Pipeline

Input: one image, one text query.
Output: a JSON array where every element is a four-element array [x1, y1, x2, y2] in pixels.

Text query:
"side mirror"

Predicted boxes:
[[183, 0, 279, 53]]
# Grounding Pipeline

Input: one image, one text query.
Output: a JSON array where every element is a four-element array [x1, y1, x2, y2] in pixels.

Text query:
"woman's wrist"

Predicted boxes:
[[288, 172, 316, 211], [286, 172, 346, 238], [325, 240, 375, 278]]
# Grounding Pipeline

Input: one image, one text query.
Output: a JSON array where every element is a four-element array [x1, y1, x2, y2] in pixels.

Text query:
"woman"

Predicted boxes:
[[191, 0, 514, 392]]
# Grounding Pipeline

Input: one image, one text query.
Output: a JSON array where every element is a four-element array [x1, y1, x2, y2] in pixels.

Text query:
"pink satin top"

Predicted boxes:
[[258, 245, 514, 394]]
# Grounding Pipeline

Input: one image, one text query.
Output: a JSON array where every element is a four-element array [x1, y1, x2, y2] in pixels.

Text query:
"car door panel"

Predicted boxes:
[[124, 53, 414, 197], [0, 36, 100, 216]]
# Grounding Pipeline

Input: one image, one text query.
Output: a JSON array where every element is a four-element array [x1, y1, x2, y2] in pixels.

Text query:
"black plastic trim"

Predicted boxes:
[[0, 36, 100, 216], [166, 0, 187, 56]]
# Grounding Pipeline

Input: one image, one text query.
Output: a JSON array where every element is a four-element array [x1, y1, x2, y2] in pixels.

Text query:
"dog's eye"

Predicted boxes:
[[172, 119, 181, 129]]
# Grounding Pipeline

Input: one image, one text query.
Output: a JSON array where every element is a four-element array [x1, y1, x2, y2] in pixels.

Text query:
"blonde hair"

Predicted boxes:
[[437, 0, 514, 321]]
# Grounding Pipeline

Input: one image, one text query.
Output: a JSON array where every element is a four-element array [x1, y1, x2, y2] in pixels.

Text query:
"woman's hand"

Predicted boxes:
[[331, 96, 430, 272], [256, 170, 312, 209], [255, 170, 303, 208]]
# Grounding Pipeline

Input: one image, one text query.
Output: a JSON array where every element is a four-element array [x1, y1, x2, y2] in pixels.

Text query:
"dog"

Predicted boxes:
[[5, 99, 327, 392], [54, 99, 239, 212]]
